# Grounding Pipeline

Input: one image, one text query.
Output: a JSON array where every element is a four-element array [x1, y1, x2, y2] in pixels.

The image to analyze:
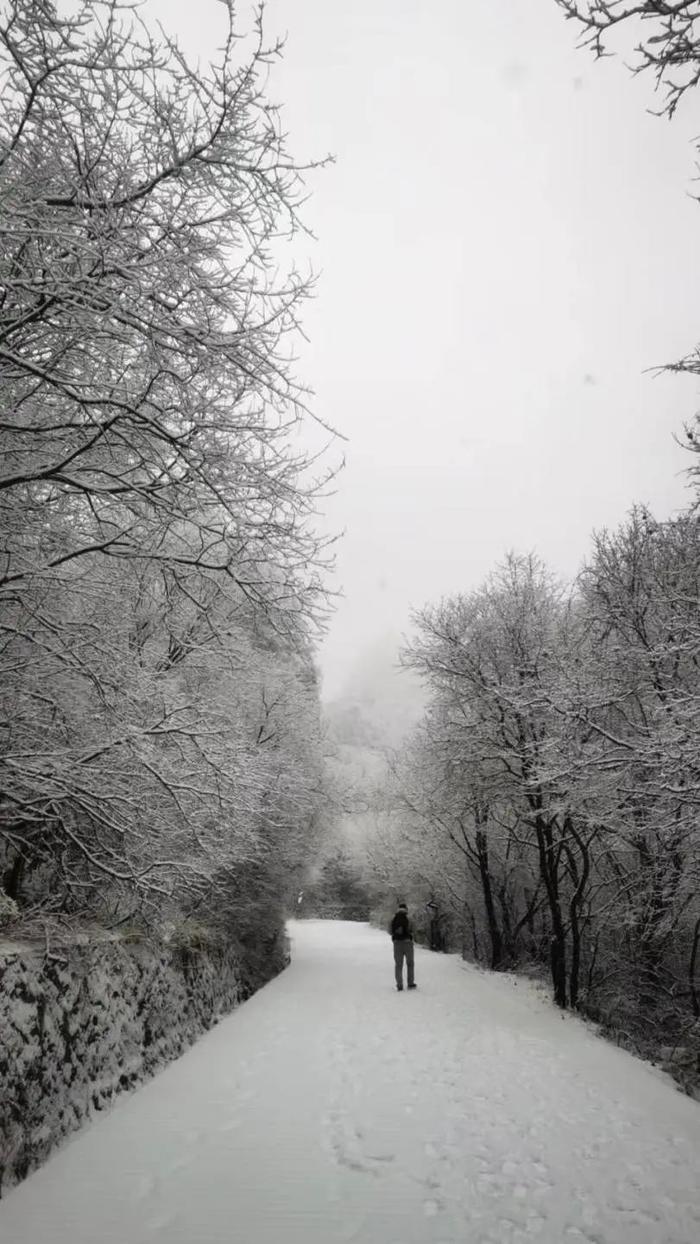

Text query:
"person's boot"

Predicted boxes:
[[396, 983, 403, 991], [408, 983, 417, 990]]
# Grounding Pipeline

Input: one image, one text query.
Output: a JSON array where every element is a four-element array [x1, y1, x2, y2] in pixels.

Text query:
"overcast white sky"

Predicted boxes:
[[151, 0, 700, 699]]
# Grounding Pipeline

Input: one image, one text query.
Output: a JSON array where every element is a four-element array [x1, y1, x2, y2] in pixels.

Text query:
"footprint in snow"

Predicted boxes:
[[476, 1171, 503, 1196], [564, 1227, 607, 1244]]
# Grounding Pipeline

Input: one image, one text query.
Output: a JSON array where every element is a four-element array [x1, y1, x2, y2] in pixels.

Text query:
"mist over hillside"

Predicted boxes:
[[322, 632, 425, 751], [315, 633, 425, 883]]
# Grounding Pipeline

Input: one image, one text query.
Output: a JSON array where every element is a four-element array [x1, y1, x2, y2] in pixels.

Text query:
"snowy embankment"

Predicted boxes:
[[1, 920, 699, 1244], [0, 930, 287, 1192]]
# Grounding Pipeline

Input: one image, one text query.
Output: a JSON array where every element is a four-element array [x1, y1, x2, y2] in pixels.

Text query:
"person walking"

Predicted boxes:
[[390, 901, 416, 991]]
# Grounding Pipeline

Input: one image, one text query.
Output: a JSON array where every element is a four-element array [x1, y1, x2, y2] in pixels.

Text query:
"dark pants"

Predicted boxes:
[[393, 938, 415, 989]]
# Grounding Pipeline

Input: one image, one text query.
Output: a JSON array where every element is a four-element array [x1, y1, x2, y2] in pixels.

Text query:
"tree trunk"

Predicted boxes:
[[475, 829, 504, 970], [563, 817, 591, 1012], [569, 904, 581, 1012], [3, 852, 25, 901], [498, 883, 515, 964], [535, 814, 567, 1008], [689, 915, 700, 1020]]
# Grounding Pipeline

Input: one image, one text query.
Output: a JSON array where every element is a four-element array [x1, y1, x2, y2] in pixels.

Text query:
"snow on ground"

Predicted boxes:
[[1, 920, 699, 1244]]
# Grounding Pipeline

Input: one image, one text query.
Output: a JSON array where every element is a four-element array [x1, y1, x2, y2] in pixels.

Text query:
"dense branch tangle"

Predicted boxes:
[[0, 2, 330, 925], [0, 0, 334, 624], [557, 1, 700, 116], [394, 525, 700, 1048]]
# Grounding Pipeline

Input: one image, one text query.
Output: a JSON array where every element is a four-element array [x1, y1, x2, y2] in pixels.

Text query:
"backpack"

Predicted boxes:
[[392, 911, 409, 940]]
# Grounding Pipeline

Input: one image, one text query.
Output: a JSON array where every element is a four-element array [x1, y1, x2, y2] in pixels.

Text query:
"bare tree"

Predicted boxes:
[[385, 517, 699, 1086], [401, 555, 588, 1006], [0, 0, 335, 625], [0, 1, 331, 930], [1, 550, 325, 924], [576, 509, 700, 1039]]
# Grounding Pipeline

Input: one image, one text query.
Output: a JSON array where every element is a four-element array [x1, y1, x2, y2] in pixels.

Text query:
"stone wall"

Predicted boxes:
[[0, 930, 288, 1193]]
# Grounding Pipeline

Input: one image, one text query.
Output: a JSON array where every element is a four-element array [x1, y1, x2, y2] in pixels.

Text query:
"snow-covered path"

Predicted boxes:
[[2, 921, 699, 1244]]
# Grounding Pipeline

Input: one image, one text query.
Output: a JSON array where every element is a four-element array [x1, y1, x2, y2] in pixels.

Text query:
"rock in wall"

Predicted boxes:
[[0, 932, 288, 1193]]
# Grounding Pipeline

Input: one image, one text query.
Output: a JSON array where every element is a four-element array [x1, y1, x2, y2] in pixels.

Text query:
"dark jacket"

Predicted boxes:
[[390, 910, 413, 941]]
